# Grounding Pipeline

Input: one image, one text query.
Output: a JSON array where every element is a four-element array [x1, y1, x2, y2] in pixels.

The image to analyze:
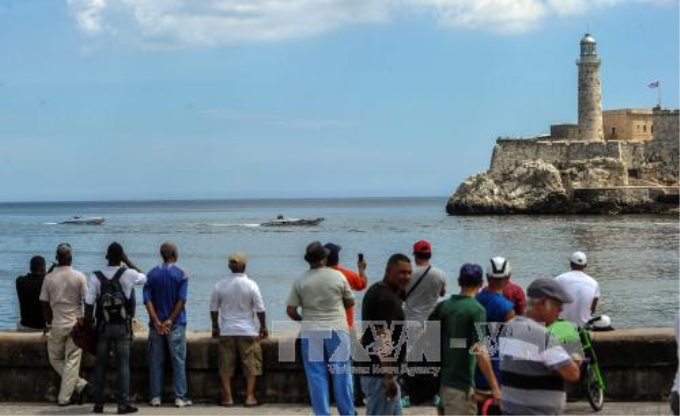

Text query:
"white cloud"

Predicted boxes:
[[413, 0, 547, 34], [65, 0, 655, 47], [67, 0, 107, 34]]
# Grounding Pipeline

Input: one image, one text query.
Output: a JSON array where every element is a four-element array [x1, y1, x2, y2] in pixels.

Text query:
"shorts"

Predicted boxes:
[[218, 336, 263, 377], [439, 385, 476, 416]]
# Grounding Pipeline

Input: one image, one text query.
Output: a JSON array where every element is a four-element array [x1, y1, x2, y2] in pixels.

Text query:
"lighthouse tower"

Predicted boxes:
[[577, 33, 604, 141]]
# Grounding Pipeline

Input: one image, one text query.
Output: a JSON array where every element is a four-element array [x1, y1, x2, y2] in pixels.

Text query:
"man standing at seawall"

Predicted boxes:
[[144, 242, 192, 408], [85, 242, 146, 415], [359, 253, 412, 416], [499, 278, 581, 415], [430, 263, 500, 415], [210, 252, 267, 407], [324, 242, 367, 330], [402, 240, 446, 407], [474, 257, 516, 413], [286, 241, 355, 416], [17, 255, 48, 331], [555, 251, 600, 327], [40, 243, 90, 406]]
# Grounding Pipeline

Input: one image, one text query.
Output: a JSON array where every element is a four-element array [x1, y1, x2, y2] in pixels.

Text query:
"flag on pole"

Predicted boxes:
[[648, 81, 660, 88]]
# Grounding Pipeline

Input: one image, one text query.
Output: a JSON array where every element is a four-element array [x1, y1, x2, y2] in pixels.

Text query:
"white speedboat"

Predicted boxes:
[[60, 216, 106, 225], [260, 216, 324, 227]]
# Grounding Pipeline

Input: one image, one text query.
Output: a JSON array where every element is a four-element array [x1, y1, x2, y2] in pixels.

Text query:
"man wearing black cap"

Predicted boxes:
[[286, 241, 355, 416], [324, 242, 367, 330], [84, 242, 147, 414], [499, 278, 581, 415]]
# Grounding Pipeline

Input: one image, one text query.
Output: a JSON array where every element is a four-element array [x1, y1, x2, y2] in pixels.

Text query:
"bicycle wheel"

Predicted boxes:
[[585, 363, 604, 412]]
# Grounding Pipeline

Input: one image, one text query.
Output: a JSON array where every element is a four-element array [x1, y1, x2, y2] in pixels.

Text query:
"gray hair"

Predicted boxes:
[[55, 243, 72, 265]]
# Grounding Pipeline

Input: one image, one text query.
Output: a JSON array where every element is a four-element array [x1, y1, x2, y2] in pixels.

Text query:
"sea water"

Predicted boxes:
[[0, 197, 677, 330]]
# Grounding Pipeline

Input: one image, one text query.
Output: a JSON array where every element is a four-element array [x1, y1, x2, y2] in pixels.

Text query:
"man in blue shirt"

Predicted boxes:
[[143, 242, 192, 408], [474, 257, 516, 414]]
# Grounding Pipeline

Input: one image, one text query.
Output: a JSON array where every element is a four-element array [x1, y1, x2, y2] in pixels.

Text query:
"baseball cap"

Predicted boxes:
[[228, 252, 248, 266], [324, 243, 342, 255], [570, 251, 587, 266], [488, 256, 511, 278], [459, 263, 483, 287], [527, 278, 574, 304], [305, 241, 329, 264], [413, 240, 432, 255]]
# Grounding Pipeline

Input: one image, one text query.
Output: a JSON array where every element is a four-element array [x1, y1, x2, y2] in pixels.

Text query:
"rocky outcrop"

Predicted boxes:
[[446, 160, 570, 214], [447, 159, 678, 215]]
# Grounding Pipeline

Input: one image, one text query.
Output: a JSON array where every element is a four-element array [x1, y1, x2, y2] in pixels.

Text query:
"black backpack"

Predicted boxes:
[[94, 268, 130, 327]]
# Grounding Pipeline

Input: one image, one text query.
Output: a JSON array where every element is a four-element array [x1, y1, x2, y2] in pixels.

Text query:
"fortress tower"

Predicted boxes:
[[577, 33, 604, 141]]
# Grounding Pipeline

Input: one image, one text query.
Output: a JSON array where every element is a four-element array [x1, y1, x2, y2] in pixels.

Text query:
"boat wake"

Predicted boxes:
[[210, 223, 262, 228]]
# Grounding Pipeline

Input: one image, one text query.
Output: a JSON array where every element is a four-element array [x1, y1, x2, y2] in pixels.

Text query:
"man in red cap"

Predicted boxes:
[[401, 240, 447, 407]]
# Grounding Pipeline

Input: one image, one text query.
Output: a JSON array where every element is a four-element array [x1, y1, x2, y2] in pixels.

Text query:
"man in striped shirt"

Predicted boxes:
[[499, 278, 581, 415]]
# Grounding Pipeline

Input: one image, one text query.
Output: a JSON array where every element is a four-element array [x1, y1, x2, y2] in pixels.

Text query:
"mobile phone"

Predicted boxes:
[[358, 253, 364, 262]]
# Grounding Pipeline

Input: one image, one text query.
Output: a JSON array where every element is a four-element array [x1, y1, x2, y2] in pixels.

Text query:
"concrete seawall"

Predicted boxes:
[[0, 327, 676, 403]]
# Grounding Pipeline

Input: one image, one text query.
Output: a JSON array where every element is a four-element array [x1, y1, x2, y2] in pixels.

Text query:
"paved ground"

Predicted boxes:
[[0, 401, 672, 415]]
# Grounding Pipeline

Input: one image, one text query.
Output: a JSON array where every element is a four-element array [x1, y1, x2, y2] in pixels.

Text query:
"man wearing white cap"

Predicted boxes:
[[554, 251, 600, 327]]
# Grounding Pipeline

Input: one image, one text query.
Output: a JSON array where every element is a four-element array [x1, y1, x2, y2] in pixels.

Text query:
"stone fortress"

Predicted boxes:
[[447, 33, 679, 215]]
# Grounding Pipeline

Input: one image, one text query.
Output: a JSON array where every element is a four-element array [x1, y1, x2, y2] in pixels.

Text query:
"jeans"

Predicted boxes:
[[92, 325, 131, 409], [361, 376, 402, 416], [300, 330, 354, 416], [46, 326, 89, 405], [148, 324, 189, 400]]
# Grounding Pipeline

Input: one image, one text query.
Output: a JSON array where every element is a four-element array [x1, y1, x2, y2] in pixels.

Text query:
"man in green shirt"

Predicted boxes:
[[430, 263, 500, 415]]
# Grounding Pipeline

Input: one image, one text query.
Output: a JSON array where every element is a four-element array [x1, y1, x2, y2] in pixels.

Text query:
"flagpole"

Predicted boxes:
[[657, 82, 662, 108]]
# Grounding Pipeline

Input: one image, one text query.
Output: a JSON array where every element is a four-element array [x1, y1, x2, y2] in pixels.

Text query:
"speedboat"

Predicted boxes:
[[60, 216, 106, 225], [260, 216, 325, 227]]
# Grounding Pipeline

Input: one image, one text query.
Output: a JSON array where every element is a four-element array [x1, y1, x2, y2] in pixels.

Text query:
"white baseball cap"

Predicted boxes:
[[570, 251, 587, 266], [488, 256, 511, 278]]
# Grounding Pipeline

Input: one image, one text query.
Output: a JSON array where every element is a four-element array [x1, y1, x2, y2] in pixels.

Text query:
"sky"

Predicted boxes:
[[0, 0, 678, 202]]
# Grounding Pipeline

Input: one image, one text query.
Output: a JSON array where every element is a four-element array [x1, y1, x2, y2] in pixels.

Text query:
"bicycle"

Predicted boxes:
[[579, 315, 610, 411], [549, 315, 611, 412]]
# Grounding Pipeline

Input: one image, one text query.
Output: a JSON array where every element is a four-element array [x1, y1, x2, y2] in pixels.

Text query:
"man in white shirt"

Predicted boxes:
[[40, 243, 90, 406], [210, 252, 267, 407], [84, 242, 146, 415], [554, 251, 600, 327]]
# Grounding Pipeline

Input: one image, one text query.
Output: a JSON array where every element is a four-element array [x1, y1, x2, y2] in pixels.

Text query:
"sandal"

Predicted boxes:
[[221, 401, 235, 407]]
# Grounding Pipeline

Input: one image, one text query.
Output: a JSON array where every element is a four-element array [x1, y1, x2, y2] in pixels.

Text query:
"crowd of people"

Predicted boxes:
[[13, 239, 678, 415]]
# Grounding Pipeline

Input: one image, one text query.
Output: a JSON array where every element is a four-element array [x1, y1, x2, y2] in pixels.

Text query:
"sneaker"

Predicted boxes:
[[117, 404, 138, 414], [401, 395, 411, 408], [149, 397, 161, 407], [175, 398, 193, 408], [433, 394, 442, 408], [75, 384, 91, 405], [93, 404, 104, 414]]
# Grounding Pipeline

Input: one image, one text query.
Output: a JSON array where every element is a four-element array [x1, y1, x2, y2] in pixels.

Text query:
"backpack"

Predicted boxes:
[[94, 268, 130, 327]]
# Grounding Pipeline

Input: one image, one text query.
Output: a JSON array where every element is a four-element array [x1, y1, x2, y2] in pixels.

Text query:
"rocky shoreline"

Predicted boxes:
[[446, 159, 679, 215]]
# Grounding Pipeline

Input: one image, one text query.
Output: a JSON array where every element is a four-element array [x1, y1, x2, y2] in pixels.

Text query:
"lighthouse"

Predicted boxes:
[[577, 33, 604, 141]]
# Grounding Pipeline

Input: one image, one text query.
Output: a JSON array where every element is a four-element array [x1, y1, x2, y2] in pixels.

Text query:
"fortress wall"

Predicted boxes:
[[653, 109, 680, 143], [0, 328, 675, 402], [620, 142, 647, 171], [491, 140, 623, 173]]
